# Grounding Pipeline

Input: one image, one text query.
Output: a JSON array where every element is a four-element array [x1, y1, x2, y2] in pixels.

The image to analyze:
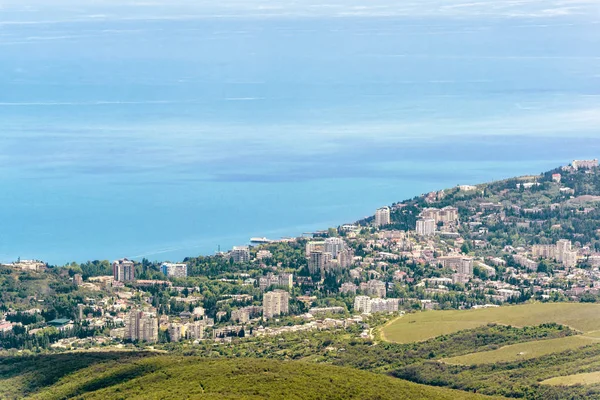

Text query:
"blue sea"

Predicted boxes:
[[0, 1, 599, 264]]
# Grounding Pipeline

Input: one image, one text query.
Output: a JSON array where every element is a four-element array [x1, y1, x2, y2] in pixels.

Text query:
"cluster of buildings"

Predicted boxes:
[[532, 240, 578, 268], [125, 310, 159, 343], [354, 296, 399, 314], [167, 320, 206, 342], [231, 306, 262, 323], [306, 237, 354, 276], [8, 160, 599, 351], [259, 272, 293, 291], [414, 206, 459, 236], [420, 206, 459, 225], [436, 256, 474, 284], [571, 159, 598, 170], [2, 259, 47, 272], [112, 259, 189, 283]]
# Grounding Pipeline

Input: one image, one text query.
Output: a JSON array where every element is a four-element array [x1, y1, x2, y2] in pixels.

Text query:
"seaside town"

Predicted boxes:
[[2, 159, 600, 351]]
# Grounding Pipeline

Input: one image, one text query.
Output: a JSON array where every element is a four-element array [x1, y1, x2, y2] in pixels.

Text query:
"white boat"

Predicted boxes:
[[250, 237, 273, 244]]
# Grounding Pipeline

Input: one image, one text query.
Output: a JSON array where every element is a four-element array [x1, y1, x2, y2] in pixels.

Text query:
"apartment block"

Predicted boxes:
[[374, 206, 391, 227], [416, 218, 436, 236], [324, 237, 345, 258], [161, 262, 188, 278], [354, 296, 399, 314], [259, 272, 294, 291], [113, 258, 135, 282], [231, 246, 250, 263], [125, 310, 158, 343], [359, 280, 387, 298], [340, 282, 358, 295], [263, 290, 290, 319]]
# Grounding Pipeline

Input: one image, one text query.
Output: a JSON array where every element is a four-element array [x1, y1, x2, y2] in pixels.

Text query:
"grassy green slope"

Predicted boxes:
[[0, 353, 494, 400], [542, 371, 600, 387], [444, 331, 600, 365], [382, 303, 600, 343]]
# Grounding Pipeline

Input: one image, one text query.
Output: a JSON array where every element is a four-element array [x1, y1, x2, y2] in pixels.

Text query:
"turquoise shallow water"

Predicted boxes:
[[0, 2, 599, 264]]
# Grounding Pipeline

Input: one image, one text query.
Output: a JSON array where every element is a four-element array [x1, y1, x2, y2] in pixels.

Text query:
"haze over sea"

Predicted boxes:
[[0, 0, 599, 264]]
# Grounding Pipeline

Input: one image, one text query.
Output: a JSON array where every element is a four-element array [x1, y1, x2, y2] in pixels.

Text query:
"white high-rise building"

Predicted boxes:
[[336, 249, 353, 269], [562, 251, 577, 268], [324, 237, 345, 258], [556, 239, 578, 268], [231, 246, 250, 263], [263, 290, 290, 319], [354, 296, 399, 314], [416, 218, 436, 236], [161, 263, 188, 278], [354, 296, 371, 313], [375, 207, 391, 227]]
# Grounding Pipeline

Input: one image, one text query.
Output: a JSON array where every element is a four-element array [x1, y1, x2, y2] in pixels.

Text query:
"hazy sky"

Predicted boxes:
[[1, 0, 599, 20]]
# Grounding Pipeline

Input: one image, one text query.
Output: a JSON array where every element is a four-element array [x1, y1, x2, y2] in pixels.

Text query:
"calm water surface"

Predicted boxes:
[[0, 1, 599, 263]]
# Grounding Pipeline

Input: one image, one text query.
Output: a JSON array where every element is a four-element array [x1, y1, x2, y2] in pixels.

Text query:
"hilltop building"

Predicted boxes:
[[552, 173, 562, 183], [375, 207, 391, 227], [73, 274, 83, 286], [8, 260, 46, 272], [113, 258, 135, 282], [571, 159, 598, 170], [161, 263, 188, 278], [231, 246, 250, 263]]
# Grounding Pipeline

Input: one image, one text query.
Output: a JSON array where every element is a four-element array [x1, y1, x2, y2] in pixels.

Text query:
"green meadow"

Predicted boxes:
[[444, 332, 600, 365], [381, 303, 600, 344]]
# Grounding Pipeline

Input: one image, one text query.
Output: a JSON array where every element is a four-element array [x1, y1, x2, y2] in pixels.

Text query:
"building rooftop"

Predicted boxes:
[[48, 318, 71, 326]]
